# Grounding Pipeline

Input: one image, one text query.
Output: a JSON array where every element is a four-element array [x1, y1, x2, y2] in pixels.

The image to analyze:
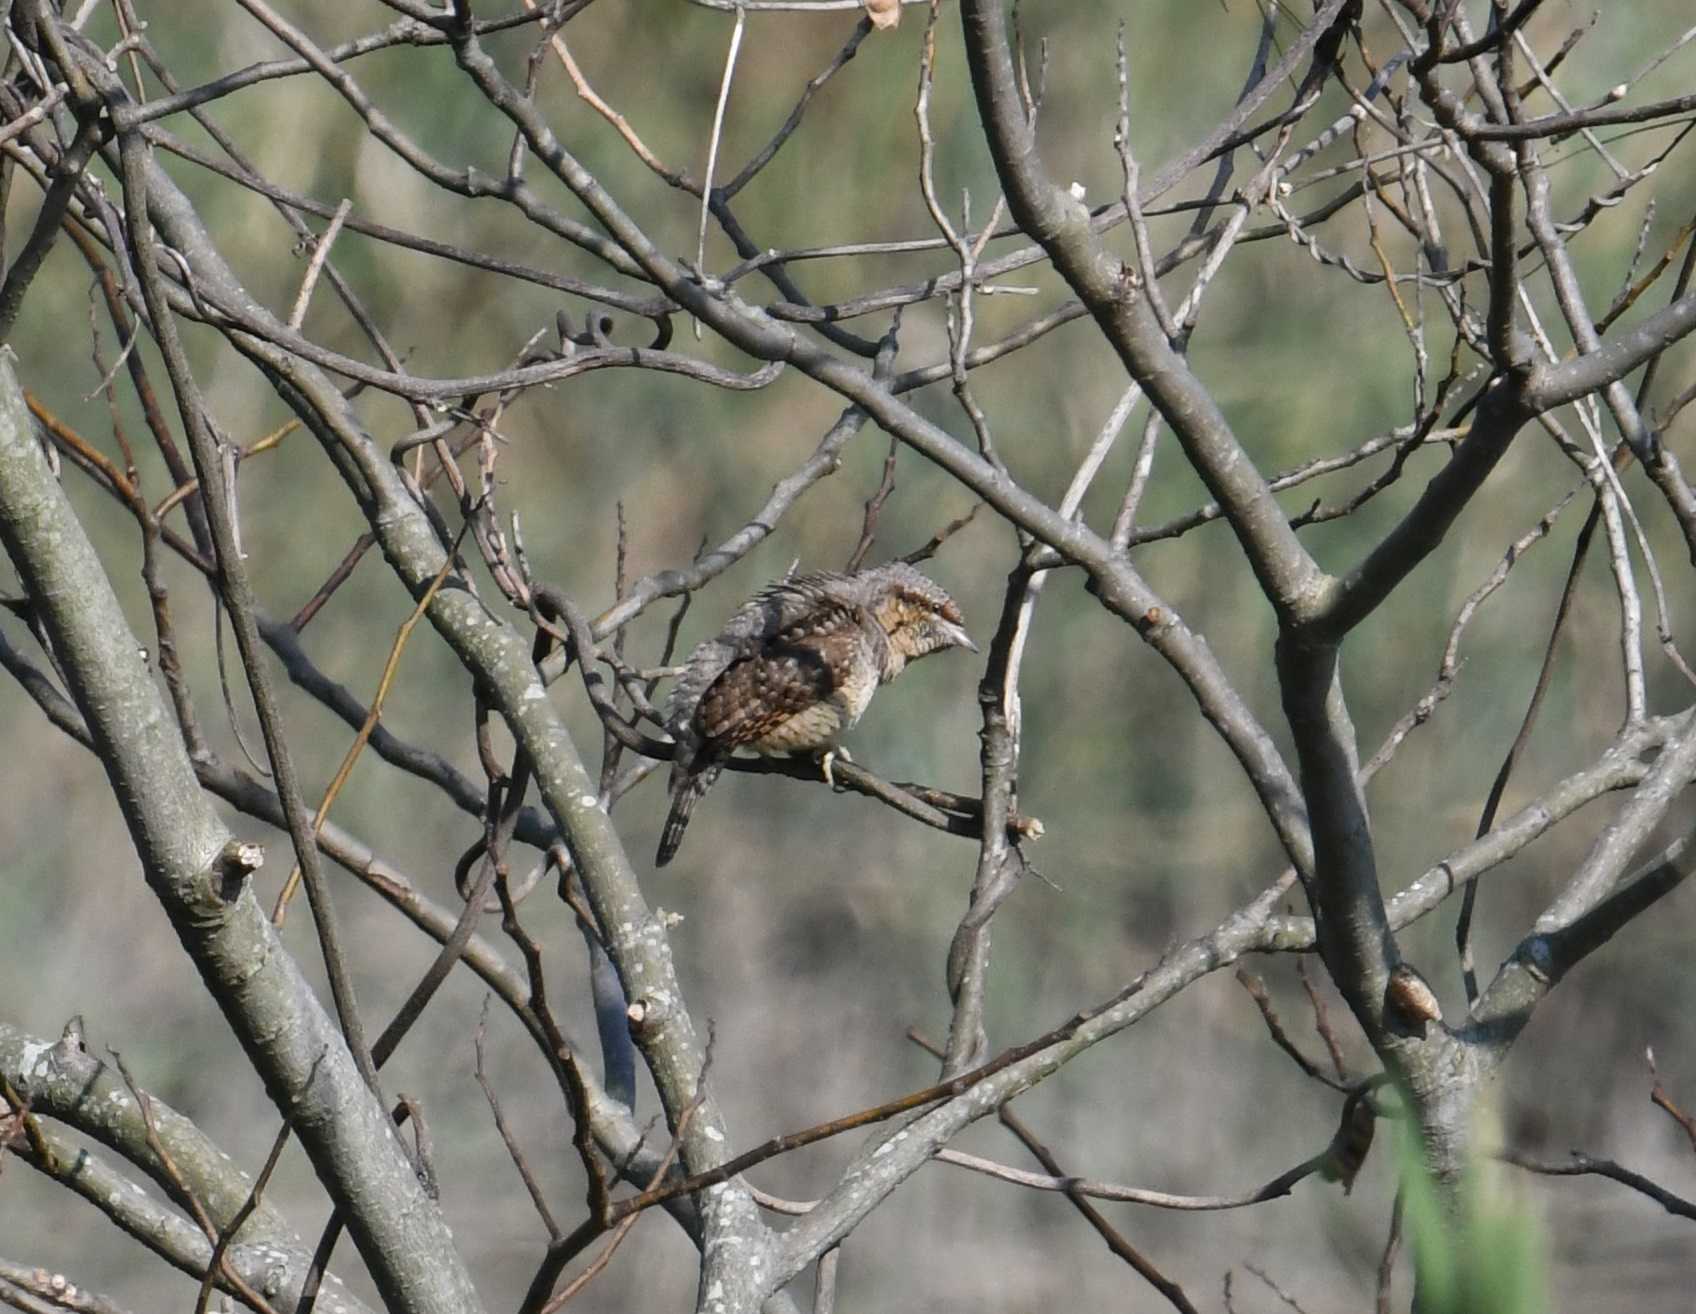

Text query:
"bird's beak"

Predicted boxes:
[[941, 621, 978, 653]]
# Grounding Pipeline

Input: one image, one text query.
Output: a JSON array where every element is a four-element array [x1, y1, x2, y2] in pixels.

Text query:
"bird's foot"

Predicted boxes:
[[818, 746, 852, 790]]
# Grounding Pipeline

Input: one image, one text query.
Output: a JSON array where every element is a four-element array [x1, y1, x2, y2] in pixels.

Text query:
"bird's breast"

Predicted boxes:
[[743, 700, 848, 755]]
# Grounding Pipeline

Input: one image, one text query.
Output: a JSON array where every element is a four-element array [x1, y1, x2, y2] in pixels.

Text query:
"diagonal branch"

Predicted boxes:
[[957, 0, 1333, 625], [0, 350, 481, 1314]]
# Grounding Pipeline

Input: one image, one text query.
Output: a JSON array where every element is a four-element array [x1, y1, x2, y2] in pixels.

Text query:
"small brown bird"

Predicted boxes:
[[656, 563, 975, 866]]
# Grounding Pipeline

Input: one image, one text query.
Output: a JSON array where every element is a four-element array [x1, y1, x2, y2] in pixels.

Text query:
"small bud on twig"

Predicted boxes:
[[1386, 963, 1442, 1032]]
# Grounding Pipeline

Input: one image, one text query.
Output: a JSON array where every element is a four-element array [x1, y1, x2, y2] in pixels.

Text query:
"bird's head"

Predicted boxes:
[[858, 562, 976, 675]]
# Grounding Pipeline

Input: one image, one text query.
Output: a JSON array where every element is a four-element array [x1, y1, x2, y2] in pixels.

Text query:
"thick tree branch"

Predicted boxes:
[[0, 1024, 373, 1314], [0, 352, 482, 1314]]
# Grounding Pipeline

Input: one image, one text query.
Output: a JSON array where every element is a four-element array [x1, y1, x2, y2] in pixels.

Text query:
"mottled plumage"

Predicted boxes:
[[656, 563, 975, 866]]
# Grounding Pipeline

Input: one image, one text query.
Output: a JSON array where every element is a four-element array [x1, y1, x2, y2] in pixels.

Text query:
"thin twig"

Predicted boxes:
[[273, 524, 468, 923], [1499, 1149, 1696, 1220], [1647, 1048, 1696, 1156], [696, 5, 747, 287], [934, 1146, 1326, 1212], [287, 197, 352, 330], [1234, 969, 1350, 1092]]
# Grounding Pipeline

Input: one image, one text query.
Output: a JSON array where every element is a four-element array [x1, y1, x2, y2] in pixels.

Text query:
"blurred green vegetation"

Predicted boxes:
[[4, 3, 1696, 1311], [1399, 1125, 1548, 1314]]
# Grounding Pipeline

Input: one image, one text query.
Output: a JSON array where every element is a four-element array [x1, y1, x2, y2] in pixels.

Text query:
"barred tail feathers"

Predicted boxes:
[[656, 762, 721, 867]]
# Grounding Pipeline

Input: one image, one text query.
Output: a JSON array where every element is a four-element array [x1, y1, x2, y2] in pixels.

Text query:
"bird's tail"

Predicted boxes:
[[656, 763, 721, 867]]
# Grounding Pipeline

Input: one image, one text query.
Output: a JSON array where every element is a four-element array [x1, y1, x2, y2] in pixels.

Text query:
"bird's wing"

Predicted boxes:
[[695, 595, 868, 750], [664, 573, 854, 730]]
